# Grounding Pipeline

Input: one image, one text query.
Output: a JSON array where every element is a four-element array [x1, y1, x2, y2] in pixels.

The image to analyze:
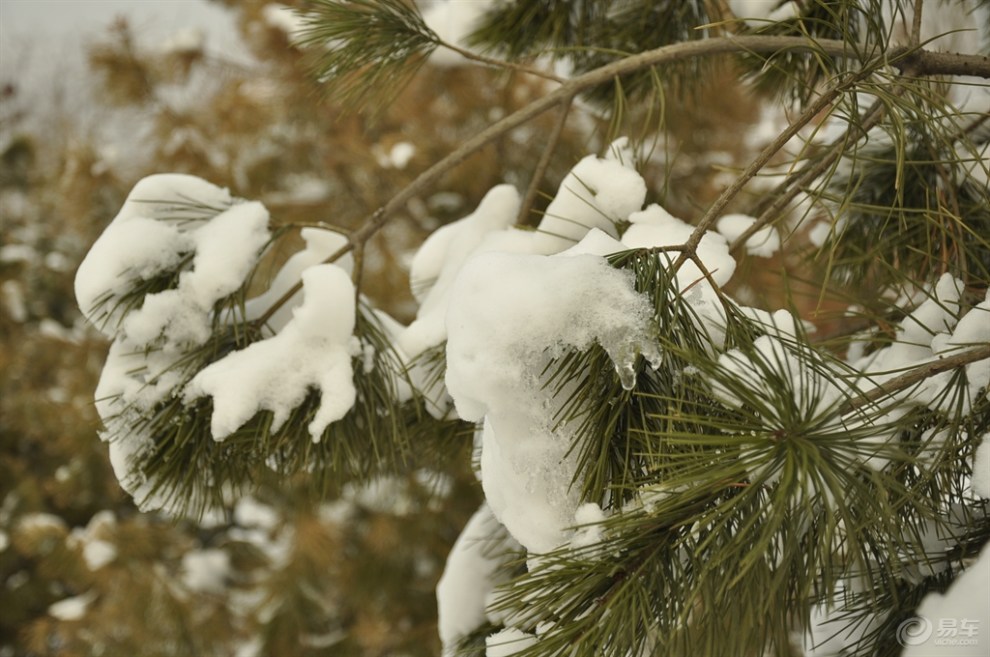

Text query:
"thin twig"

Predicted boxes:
[[674, 67, 874, 271], [280, 222, 351, 236], [438, 39, 564, 83], [518, 94, 575, 225], [909, 0, 925, 48], [728, 101, 883, 253], [845, 344, 990, 412]]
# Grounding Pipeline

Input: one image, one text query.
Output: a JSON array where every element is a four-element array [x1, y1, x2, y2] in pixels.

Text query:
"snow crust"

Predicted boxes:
[[75, 174, 270, 346], [445, 251, 657, 553], [186, 264, 358, 442]]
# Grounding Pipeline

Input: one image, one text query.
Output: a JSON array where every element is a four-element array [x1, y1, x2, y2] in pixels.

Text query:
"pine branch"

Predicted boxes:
[[258, 33, 920, 321], [299, 0, 439, 110]]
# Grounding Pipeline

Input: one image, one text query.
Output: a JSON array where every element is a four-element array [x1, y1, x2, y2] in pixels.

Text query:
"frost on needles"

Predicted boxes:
[[76, 140, 990, 655]]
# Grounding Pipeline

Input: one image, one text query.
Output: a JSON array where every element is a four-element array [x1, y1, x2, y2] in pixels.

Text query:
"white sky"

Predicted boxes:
[[0, 0, 246, 85], [0, 0, 241, 42], [0, 0, 254, 160]]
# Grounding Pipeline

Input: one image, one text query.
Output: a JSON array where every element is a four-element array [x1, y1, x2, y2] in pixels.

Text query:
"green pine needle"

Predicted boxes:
[[298, 0, 440, 112]]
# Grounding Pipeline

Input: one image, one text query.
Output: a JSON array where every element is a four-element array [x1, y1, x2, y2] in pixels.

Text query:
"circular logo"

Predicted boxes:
[[896, 616, 933, 647]]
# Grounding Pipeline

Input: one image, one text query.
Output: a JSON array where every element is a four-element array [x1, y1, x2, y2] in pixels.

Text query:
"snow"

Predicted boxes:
[[808, 221, 831, 248], [75, 217, 194, 335], [1, 280, 27, 323], [181, 548, 230, 593], [245, 227, 352, 334], [715, 213, 780, 258], [234, 496, 280, 531], [186, 264, 358, 442], [75, 174, 270, 344], [161, 26, 205, 55], [422, 0, 492, 67], [437, 504, 519, 654], [17, 512, 67, 533], [375, 141, 416, 169], [77, 174, 375, 509], [120, 201, 270, 347], [971, 434, 990, 498], [400, 185, 521, 417], [486, 628, 538, 656], [623, 204, 736, 288], [445, 251, 658, 553], [0, 243, 38, 264], [48, 591, 97, 621], [82, 540, 117, 571], [402, 184, 520, 352], [856, 277, 989, 416], [728, 0, 800, 27], [901, 542, 990, 657], [105, 428, 160, 512], [71, 134, 990, 654], [262, 3, 306, 41], [799, 586, 879, 656], [570, 502, 606, 551], [343, 476, 418, 515], [536, 146, 646, 252]]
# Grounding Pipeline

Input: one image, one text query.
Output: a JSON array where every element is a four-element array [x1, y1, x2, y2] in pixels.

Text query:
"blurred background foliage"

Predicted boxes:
[[0, 1, 827, 654]]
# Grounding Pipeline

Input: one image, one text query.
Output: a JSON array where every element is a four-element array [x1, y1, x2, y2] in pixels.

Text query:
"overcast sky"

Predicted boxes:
[[1, 0, 240, 41], [0, 0, 246, 85]]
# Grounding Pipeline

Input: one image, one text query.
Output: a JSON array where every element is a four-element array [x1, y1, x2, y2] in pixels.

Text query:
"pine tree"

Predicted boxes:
[[67, 1, 990, 656]]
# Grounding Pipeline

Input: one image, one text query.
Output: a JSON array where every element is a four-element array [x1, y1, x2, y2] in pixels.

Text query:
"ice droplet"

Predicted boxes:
[[616, 361, 637, 391]]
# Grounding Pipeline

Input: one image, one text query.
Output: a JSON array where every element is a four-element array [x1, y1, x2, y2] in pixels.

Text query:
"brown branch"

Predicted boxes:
[[845, 344, 990, 412], [438, 39, 564, 83], [892, 47, 990, 78]]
